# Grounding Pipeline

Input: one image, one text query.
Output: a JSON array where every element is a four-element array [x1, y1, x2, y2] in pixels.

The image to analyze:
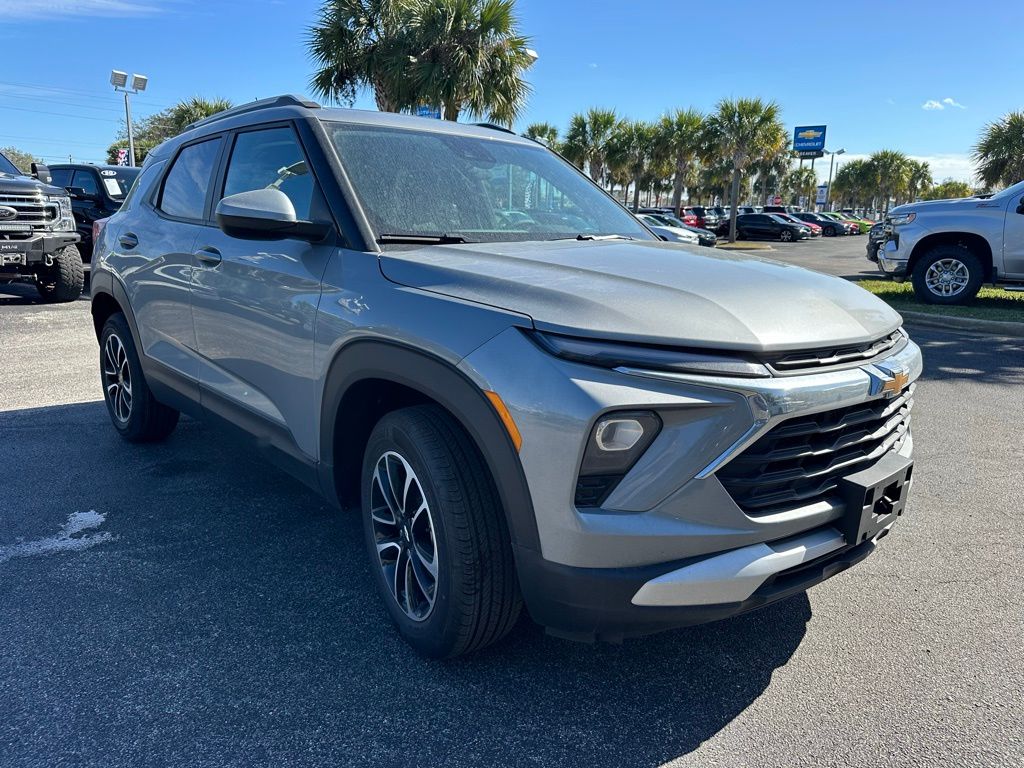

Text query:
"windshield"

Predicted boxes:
[[98, 167, 141, 199], [0, 152, 22, 176], [327, 122, 652, 244]]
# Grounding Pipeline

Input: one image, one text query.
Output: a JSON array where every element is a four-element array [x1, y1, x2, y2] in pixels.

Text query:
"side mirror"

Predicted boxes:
[[1016, 197, 1024, 215], [67, 186, 99, 202], [215, 188, 331, 241], [31, 162, 51, 184]]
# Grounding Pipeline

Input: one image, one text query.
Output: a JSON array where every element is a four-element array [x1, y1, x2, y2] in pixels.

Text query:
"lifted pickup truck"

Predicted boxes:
[[0, 150, 83, 302], [877, 180, 1024, 304]]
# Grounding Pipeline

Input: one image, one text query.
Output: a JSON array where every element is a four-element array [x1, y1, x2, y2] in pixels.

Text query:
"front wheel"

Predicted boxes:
[[36, 246, 84, 303], [100, 313, 180, 442], [361, 405, 521, 658], [911, 245, 983, 305], [780, 230, 793, 242], [823, 225, 836, 237]]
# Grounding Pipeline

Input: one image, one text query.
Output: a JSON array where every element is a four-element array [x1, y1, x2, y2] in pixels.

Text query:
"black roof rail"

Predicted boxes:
[[474, 122, 516, 135], [187, 95, 321, 130]]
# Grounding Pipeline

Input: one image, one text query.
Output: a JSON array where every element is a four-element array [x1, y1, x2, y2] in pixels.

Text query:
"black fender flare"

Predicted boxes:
[[318, 339, 540, 554]]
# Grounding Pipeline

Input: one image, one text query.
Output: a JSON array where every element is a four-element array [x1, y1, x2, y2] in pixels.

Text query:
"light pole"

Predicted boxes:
[[825, 148, 845, 210], [110, 70, 148, 166]]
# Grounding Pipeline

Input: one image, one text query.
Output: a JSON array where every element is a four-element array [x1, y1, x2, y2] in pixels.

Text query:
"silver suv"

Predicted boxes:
[[90, 96, 922, 657]]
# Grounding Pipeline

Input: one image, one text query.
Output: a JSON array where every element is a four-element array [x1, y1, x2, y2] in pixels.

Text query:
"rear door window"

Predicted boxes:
[[49, 168, 73, 189], [158, 137, 223, 221], [221, 126, 315, 219]]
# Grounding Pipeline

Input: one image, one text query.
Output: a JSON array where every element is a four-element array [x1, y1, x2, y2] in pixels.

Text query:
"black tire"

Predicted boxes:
[[36, 246, 84, 303], [99, 313, 180, 442], [780, 229, 793, 242], [823, 225, 836, 237], [360, 404, 521, 658], [911, 244, 984, 305]]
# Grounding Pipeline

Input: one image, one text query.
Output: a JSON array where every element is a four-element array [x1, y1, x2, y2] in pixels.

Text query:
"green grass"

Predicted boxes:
[[856, 280, 1024, 323]]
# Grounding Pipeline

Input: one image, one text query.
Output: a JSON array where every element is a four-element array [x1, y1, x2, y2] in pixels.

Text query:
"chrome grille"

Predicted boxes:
[[718, 385, 914, 514], [766, 331, 904, 373], [0, 193, 57, 230]]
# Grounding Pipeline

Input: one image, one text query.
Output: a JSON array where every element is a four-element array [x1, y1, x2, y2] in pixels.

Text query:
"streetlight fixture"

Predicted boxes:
[[825, 148, 845, 210], [110, 69, 148, 167]]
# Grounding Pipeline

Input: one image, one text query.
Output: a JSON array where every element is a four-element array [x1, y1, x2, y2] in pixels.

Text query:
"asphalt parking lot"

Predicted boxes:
[[735, 231, 882, 280], [2, 243, 1022, 767]]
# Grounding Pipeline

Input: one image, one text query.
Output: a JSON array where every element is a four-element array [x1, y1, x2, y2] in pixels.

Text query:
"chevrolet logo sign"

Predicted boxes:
[[881, 370, 909, 397], [797, 129, 823, 140], [865, 364, 910, 398]]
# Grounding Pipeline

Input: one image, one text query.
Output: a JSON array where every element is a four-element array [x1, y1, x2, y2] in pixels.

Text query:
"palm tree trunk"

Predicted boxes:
[[443, 102, 460, 121], [632, 176, 641, 212], [729, 167, 742, 242], [671, 157, 685, 215]]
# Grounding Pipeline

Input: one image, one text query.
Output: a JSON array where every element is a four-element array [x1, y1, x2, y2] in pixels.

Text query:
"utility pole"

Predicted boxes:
[[825, 148, 845, 210]]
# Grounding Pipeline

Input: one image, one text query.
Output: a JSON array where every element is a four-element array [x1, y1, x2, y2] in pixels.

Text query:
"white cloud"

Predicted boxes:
[[923, 97, 967, 111], [0, 0, 162, 19], [942, 97, 966, 109], [922, 100, 944, 110], [817, 153, 976, 184]]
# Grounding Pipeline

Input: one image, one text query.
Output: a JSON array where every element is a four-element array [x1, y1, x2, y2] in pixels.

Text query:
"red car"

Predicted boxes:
[[775, 213, 821, 237]]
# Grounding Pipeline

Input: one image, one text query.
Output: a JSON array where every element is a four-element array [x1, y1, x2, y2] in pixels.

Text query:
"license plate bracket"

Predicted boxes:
[[838, 452, 913, 545]]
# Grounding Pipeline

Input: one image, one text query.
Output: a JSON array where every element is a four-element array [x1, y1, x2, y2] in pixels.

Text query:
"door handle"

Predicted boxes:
[[194, 246, 222, 266], [118, 232, 138, 249]]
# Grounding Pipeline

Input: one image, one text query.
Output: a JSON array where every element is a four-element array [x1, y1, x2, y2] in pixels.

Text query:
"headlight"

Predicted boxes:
[[888, 212, 916, 226], [530, 331, 771, 378], [44, 194, 75, 232]]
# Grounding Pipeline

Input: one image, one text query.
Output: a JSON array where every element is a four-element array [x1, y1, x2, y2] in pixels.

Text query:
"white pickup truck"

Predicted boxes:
[[877, 179, 1024, 304]]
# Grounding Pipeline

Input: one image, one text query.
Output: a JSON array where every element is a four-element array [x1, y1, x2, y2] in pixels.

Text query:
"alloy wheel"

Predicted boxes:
[[924, 258, 970, 298], [103, 333, 133, 423], [369, 451, 438, 621]]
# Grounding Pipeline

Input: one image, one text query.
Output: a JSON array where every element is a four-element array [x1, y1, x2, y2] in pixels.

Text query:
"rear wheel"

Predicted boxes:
[[36, 246, 84, 303], [911, 245, 983, 305], [100, 313, 180, 442], [823, 225, 836, 237], [780, 229, 793, 242], [360, 405, 521, 658]]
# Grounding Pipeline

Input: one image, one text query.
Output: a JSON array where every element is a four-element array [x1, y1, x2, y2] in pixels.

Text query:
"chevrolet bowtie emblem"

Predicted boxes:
[[881, 370, 909, 397]]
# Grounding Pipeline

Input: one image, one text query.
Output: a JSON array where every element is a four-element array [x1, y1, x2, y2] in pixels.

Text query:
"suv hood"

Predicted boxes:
[[0, 171, 62, 196], [379, 239, 902, 352]]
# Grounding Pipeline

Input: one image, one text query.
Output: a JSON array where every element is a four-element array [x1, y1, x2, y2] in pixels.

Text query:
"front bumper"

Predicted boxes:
[[0, 231, 80, 268], [877, 239, 909, 276], [460, 328, 921, 639]]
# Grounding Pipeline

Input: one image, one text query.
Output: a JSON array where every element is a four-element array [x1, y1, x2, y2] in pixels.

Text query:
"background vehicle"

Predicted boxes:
[[879, 182, 1024, 303], [90, 96, 921, 658], [644, 213, 717, 246], [636, 213, 700, 244], [736, 212, 808, 241], [639, 206, 698, 227], [866, 222, 887, 261], [0, 150, 82, 301], [793, 211, 847, 237], [774, 213, 820, 237], [48, 164, 140, 261], [818, 212, 861, 235], [686, 205, 721, 233], [763, 205, 803, 215]]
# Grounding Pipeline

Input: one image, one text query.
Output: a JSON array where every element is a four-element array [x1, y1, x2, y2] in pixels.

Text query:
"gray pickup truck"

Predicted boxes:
[[0, 150, 83, 301], [90, 96, 922, 657], [877, 180, 1024, 304]]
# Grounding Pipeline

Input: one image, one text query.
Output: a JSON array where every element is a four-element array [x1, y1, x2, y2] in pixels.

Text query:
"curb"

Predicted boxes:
[[717, 242, 775, 252], [899, 310, 1024, 338]]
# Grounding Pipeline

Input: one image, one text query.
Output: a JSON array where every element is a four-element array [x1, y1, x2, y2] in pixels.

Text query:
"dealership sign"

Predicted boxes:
[[793, 125, 827, 152]]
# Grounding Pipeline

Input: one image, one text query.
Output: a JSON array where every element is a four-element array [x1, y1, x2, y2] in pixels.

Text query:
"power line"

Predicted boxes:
[[0, 90, 126, 115], [0, 103, 120, 123], [0, 134, 111, 149], [0, 78, 170, 109]]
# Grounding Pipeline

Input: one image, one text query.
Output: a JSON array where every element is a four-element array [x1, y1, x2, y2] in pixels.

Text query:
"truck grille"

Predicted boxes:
[[718, 385, 914, 514], [765, 331, 904, 373], [0, 193, 57, 232]]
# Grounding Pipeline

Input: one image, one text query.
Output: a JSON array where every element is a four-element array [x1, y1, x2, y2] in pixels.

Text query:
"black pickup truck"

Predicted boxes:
[[0, 150, 83, 301]]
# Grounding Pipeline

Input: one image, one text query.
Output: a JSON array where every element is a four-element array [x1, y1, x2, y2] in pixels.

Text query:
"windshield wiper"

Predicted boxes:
[[546, 234, 636, 242], [377, 233, 475, 245]]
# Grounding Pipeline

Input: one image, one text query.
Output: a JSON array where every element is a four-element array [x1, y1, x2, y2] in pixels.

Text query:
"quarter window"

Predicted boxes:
[[158, 137, 223, 220], [222, 127, 314, 220]]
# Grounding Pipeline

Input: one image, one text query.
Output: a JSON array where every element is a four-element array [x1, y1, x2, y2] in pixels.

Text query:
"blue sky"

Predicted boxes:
[[2, 0, 1020, 182]]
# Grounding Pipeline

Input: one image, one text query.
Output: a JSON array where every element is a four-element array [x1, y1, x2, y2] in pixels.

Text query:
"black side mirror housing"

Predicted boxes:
[[1016, 197, 1024, 215], [215, 188, 331, 242], [31, 162, 51, 184], [67, 186, 99, 202]]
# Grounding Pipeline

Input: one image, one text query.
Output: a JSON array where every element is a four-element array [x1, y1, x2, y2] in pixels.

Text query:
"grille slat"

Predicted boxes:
[[719, 385, 913, 514], [0, 193, 56, 230], [767, 331, 903, 373]]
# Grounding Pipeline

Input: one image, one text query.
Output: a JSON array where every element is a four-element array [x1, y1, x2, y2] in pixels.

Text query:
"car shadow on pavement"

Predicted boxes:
[[0, 280, 91, 305], [910, 325, 1024, 386], [1, 402, 810, 768]]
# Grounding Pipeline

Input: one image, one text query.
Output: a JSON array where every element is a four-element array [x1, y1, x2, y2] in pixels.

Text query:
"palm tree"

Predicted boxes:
[[973, 111, 1024, 189], [787, 167, 818, 207], [167, 97, 234, 132], [831, 158, 875, 210], [751, 126, 790, 205], [704, 97, 784, 241], [307, 0, 412, 111], [606, 119, 657, 212], [656, 108, 703, 214], [523, 122, 559, 150], [407, 0, 535, 123], [868, 150, 910, 213], [906, 159, 933, 203], [922, 178, 974, 200], [562, 108, 618, 184]]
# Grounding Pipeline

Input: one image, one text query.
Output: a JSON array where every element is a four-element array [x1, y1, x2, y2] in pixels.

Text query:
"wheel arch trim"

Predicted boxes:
[[318, 339, 540, 553]]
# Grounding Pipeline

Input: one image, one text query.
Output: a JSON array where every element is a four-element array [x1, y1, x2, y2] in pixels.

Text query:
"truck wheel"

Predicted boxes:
[[360, 404, 521, 658], [36, 246, 84, 303], [911, 245, 983, 304], [100, 313, 180, 442]]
